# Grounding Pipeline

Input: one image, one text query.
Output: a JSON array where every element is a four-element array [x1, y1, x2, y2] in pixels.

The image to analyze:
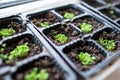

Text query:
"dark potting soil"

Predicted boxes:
[[93, 30, 120, 52], [56, 7, 82, 17], [72, 16, 104, 33], [2, 37, 42, 65], [0, 22, 26, 40], [100, 8, 120, 20], [44, 23, 82, 46], [63, 41, 105, 71], [12, 57, 63, 80], [30, 12, 60, 28], [104, 0, 117, 3], [83, 0, 103, 8]]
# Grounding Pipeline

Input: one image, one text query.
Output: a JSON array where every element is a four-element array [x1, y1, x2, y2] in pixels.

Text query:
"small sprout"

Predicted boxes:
[[36, 69, 49, 80], [0, 48, 4, 53], [54, 33, 68, 44], [109, 10, 114, 14], [0, 54, 7, 59], [0, 43, 7, 59], [99, 38, 116, 51], [25, 67, 38, 80], [0, 43, 29, 62], [25, 68, 49, 80], [52, 31, 57, 35], [9, 42, 29, 60], [106, 3, 111, 6], [80, 22, 93, 34], [78, 52, 96, 65], [40, 22, 49, 28], [64, 12, 75, 19], [0, 28, 15, 38], [0, 43, 6, 53], [2, 43, 6, 48], [109, 10, 117, 19]]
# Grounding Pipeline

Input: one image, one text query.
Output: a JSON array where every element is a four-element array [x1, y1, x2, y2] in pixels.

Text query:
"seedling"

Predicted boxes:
[[78, 52, 96, 65], [0, 42, 29, 64], [25, 68, 49, 80], [54, 33, 68, 44], [99, 38, 116, 51], [106, 2, 111, 6], [9, 42, 29, 60], [0, 28, 15, 38], [0, 43, 6, 53], [0, 43, 29, 60], [80, 22, 93, 34], [0, 43, 7, 59], [64, 12, 75, 19], [40, 22, 49, 28], [109, 10, 117, 19]]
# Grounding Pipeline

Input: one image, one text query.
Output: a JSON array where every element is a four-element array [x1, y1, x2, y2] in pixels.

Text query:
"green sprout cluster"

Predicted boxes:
[[40, 22, 49, 28], [0, 28, 15, 38], [9, 42, 29, 60], [109, 10, 117, 19], [80, 22, 93, 34], [106, 1, 112, 6], [25, 68, 49, 80], [64, 12, 75, 19], [0, 43, 7, 59], [0, 42, 29, 61], [54, 33, 68, 44], [78, 52, 96, 65], [106, 3, 111, 6], [99, 38, 116, 51]]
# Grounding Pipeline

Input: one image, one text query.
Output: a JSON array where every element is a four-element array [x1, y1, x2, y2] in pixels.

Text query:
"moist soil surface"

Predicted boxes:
[[2, 37, 42, 65], [64, 41, 105, 71], [44, 23, 82, 46], [100, 8, 120, 20], [104, 0, 117, 3], [83, 0, 103, 8], [93, 30, 120, 52], [13, 57, 63, 80], [72, 16, 104, 33], [30, 12, 60, 28], [0, 21, 26, 40], [56, 7, 82, 18]]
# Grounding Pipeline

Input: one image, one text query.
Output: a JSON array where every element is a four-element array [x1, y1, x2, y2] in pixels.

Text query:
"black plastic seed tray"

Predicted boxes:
[[23, 3, 120, 79], [80, 0, 120, 9], [0, 16, 27, 40], [0, 16, 42, 66], [0, 16, 76, 80], [80, 0, 120, 29], [7, 54, 72, 80]]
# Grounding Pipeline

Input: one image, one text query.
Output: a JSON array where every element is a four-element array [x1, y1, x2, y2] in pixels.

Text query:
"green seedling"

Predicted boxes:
[[80, 22, 93, 34], [0, 28, 15, 38], [64, 12, 75, 19], [0, 54, 7, 59], [0, 42, 29, 63], [40, 22, 49, 28], [25, 68, 49, 80], [0, 43, 7, 59], [99, 38, 116, 51], [9, 42, 29, 60], [54, 33, 68, 44], [78, 52, 96, 65], [106, 3, 111, 6], [109, 10, 117, 19]]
